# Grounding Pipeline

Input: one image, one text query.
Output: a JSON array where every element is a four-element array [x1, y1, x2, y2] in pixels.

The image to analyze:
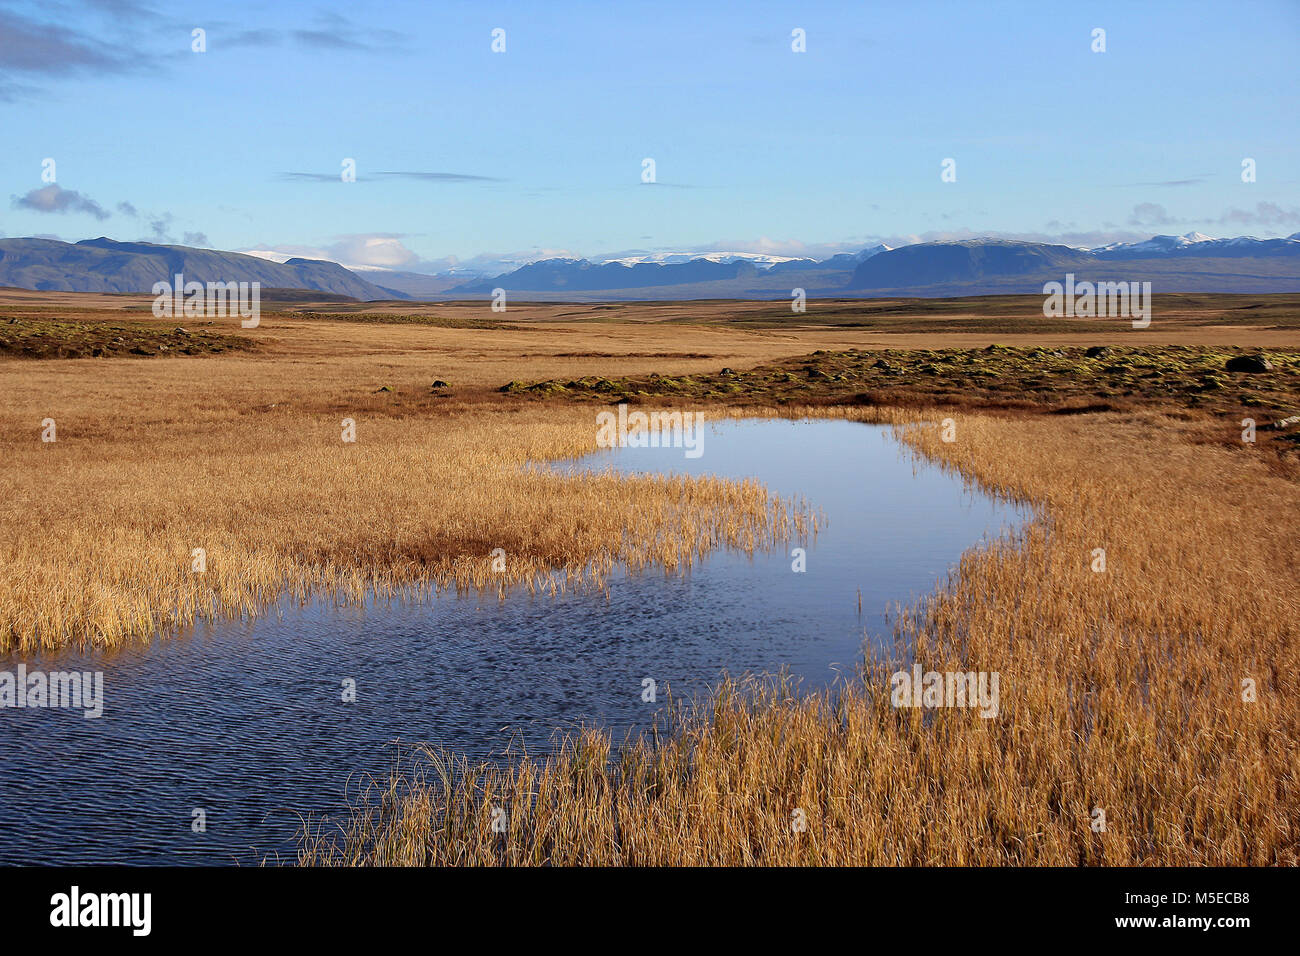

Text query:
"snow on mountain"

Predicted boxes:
[[1091, 232, 1300, 259], [1092, 232, 1216, 254], [594, 251, 818, 270], [241, 244, 893, 278]]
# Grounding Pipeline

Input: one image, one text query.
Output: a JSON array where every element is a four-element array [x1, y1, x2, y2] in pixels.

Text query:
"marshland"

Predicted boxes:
[[1, 290, 1297, 865]]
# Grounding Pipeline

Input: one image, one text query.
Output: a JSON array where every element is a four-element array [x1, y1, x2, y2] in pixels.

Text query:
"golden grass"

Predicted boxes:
[[300, 409, 1300, 866], [7, 291, 1300, 396], [3, 303, 1296, 864], [0, 404, 816, 651], [3, 310, 875, 652]]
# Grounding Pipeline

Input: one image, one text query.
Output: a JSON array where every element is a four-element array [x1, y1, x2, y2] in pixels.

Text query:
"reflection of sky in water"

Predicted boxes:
[[0, 419, 1028, 865]]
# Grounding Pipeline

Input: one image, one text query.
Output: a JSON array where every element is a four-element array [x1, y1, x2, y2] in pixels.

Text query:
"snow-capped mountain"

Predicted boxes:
[[1092, 232, 1300, 259], [1091, 232, 1215, 254], [4, 233, 1295, 301], [594, 251, 817, 269], [770, 244, 893, 272]]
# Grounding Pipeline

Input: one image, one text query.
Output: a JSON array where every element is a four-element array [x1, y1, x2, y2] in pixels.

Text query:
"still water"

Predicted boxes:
[[0, 419, 1028, 864]]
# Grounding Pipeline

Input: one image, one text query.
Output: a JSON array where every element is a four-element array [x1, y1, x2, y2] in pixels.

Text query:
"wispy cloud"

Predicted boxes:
[[222, 30, 281, 50], [1214, 202, 1300, 228], [214, 13, 404, 53], [113, 201, 206, 243], [11, 185, 110, 220], [374, 171, 503, 183], [144, 211, 174, 241], [278, 172, 350, 183], [1118, 201, 1300, 232], [0, 4, 163, 101], [1, 6, 406, 101], [291, 29, 368, 50], [1116, 178, 1207, 188], [0, 10, 132, 76], [278, 170, 503, 183], [1128, 202, 1177, 228]]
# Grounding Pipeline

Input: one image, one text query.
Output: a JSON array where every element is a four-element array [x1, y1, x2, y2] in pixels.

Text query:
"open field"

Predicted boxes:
[[3, 291, 1298, 865], [4, 287, 1300, 375], [3, 291, 1297, 646]]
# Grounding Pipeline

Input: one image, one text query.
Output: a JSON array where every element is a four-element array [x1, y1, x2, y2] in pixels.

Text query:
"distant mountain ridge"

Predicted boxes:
[[450, 257, 771, 293], [439, 233, 1300, 299], [0, 237, 406, 300], [846, 234, 1300, 296], [848, 239, 1084, 288], [2, 233, 1298, 302], [1091, 233, 1300, 259], [444, 245, 895, 295]]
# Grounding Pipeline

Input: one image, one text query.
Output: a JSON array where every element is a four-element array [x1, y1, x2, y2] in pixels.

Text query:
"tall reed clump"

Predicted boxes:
[[301, 409, 1299, 866], [0, 408, 810, 652]]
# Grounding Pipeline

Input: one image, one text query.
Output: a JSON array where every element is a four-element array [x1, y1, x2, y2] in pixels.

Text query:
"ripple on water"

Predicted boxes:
[[0, 419, 1029, 864]]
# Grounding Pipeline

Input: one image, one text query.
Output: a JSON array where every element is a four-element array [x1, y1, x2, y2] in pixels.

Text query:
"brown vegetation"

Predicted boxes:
[[301, 408, 1300, 865], [3, 288, 1297, 865], [0, 403, 810, 652]]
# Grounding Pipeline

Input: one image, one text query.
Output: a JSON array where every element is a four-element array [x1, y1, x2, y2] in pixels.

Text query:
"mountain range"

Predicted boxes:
[[843, 235, 1300, 297], [2, 233, 1298, 302], [0, 238, 402, 300]]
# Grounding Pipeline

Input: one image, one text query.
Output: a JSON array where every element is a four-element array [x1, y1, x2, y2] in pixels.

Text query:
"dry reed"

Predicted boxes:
[[301, 409, 1299, 866], [1, 407, 809, 652]]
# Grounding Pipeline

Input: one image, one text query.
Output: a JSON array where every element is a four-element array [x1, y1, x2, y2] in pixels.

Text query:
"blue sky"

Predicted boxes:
[[1, 0, 1297, 273]]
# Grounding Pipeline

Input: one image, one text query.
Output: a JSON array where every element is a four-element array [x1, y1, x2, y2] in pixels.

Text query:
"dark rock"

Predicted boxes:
[[1225, 355, 1273, 373], [1085, 346, 1108, 358]]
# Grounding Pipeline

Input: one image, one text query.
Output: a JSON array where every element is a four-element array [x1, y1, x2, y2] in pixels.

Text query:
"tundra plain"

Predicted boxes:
[[2, 290, 1297, 865]]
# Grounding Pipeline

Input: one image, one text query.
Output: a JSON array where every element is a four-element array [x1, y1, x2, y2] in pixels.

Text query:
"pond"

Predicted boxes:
[[0, 418, 1029, 865]]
